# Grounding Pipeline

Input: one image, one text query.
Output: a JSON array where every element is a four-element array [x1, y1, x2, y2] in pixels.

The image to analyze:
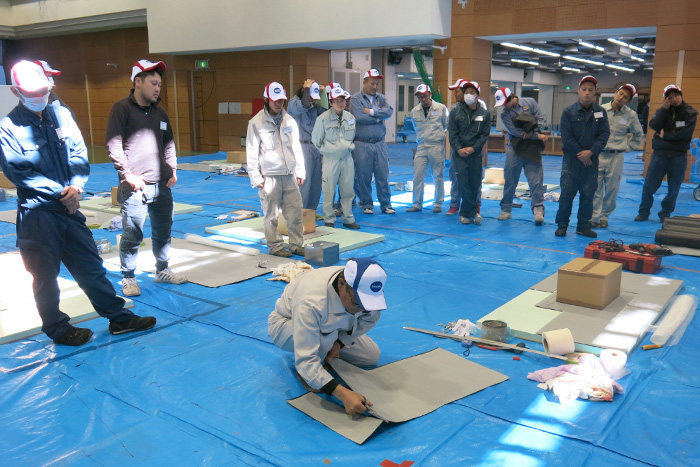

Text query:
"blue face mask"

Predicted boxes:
[[20, 92, 50, 112]]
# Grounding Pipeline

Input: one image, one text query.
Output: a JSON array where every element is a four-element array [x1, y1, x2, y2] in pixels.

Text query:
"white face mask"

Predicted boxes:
[[20, 93, 50, 113], [464, 94, 477, 105]]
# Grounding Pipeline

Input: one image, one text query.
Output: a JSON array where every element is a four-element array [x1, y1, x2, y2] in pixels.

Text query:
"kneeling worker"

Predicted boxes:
[[268, 258, 387, 415]]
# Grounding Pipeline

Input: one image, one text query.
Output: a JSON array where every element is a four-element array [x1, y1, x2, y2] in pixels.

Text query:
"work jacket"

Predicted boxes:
[[410, 100, 448, 146], [311, 109, 356, 159], [649, 102, 698, 156]]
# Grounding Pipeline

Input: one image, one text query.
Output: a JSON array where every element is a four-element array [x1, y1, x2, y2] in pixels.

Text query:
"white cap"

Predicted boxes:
[[264, 82, 288, 101], [309, 81, 321, 100], [494, 87, 512, 107], [463, 80, 480, 94], [11, 60, 54, 93], [415, 84, 431, 95], [363, 68, 384, 80], [131, 59, 166, 82], [34, 60, 61, 76], [344, 258, 387, 311], [326, 82, 341, 92], [663, 84, 682, 97], [329, 87, 346, 100], [448, 78, 467, 90], [343, 90, 351, 99], [619, 83, 637, 97]]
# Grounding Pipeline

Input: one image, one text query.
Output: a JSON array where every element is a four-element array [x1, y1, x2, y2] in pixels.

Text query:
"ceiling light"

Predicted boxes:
[[512, 58, 539, 66], [563, 55, 605, 66], [608, 38, 646, 53], [630, 55, 645, 62], [605, 63, 635, 72], [501, 42, 560, 57], [562, 66, 581, 72], [579, 41, 605, 52], [565, 45, 579, 52]]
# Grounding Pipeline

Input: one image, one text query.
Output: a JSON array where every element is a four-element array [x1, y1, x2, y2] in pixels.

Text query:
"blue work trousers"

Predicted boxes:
[[353, 141, 392, 210], [555, 155, 599, 230], [500, 145, 544, 212], [118, 182, 174, 278], [16, 208, 133, 340], [638, 152, 688, 218], [448, 153, 460, 209], [453, 153, 482, 218], [299, 142, 323, 210]]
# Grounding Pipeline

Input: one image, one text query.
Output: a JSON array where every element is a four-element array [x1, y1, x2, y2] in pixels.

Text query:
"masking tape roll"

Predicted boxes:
[[599, 348, 629, 380], [481, 320, 508, 342], [542, 328, 575, 355]]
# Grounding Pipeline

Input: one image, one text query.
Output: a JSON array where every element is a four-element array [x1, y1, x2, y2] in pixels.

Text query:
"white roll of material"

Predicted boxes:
[[650, 294, 698, 346], [542, 328, 576, 355], [185, 234, 260, 256], [599, 349, 629, 380]]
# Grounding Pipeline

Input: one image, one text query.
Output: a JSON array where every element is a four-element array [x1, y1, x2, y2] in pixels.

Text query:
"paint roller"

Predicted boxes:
[[648, 294, 698, 346], [184, 234, 260, 256]]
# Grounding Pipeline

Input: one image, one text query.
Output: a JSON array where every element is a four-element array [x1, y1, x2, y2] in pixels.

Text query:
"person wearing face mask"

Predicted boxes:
[[267, 258, 387, 416], [0, 60, 156, 346], [636, 85, 698, 222], [447, 81, 490, 225], [494, 87, 549, 225], [555, 75, 610, 238], [591, 84, 644, 229], [406, 84, 449, 213]]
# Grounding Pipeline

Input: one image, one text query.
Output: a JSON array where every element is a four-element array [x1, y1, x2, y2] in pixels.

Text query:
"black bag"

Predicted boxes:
[[511, 113, 545, 161]]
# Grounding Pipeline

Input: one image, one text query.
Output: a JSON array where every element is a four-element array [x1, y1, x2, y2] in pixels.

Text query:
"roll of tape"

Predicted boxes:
[[481, 320, 508, 342], [542, 328, 575, 355], [599, 348, 629, 380]]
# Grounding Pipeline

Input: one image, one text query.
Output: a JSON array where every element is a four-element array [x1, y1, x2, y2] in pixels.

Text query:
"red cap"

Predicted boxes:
[[463, 81, 481, 95], [618, 83, 637, 97], [415, 84, 431, 95], [579, 75, 598, 87], [34, 60, 61, 76], [494, 87, 512, 107], [131, 59, 166, 82], [448, 78, 467, 90], [663, 84, 682, 97], [363, 69, 384, 79]]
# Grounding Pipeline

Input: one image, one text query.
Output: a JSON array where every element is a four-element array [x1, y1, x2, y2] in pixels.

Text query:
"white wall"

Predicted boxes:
[[0, 85, 19, 119]]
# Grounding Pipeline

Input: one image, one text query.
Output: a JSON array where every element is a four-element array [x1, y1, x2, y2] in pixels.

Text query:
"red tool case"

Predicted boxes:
[[584, 241, 663, 274]]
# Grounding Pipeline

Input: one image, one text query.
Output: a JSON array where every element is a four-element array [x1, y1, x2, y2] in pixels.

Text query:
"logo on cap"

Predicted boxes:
[[370, 281, 383, 293]]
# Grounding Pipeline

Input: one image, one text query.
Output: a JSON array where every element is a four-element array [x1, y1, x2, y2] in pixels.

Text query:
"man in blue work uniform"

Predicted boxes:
[[494, 87, 549, 225], [0, 60, 156, 346], [287, 79, 325, 212], [350, 69, 395, 215], [636, 84, 697, 222], [555, 75, 610, 238]]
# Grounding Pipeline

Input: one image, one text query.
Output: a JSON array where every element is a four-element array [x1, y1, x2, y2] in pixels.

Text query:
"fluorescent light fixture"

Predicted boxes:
[[562, 66, 581, 72], [605, 63, 635, 72], [608, 38, 646, 53], [579, 41, 605, 52], [563, 55, 605, 66], [512, 58, 539, 66], [630, 55, 645, 62], [501, 42, 560, 57]]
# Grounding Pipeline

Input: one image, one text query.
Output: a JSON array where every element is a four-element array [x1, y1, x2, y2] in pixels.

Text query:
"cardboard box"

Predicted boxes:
[[0, 172, 15, 189], [483, 168, 505, 185], [556, 257, 622, 310], [227, 151, 247, 163], [111, 186, 119, 206], [305, 241, 339, 267], [277, 209, 316, 235]]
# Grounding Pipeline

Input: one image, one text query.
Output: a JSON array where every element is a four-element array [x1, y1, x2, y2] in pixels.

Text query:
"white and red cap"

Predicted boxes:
[[363, 68, 384, 80], [579, 75, 598, 87], [618, 83, 637, 97], [343, 90, 351, 99], [448, 78, 467, 90], [131, 59, 166, 82], [494, 87, 512, 107], [34, 60, 61, 76], [663, 84, 682, 97], [329, 87, 346, 100], [11, 60, 54, 93], [326, 82, 341, 92], [415, 84, 431, 95], [264, 81, 288, 101], [463, 80, 481, 94], [344, 258, 387, 311], [309, 81, 321, 100]]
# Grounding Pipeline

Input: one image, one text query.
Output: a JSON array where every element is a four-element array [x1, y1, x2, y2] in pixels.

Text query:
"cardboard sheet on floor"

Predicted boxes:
[[289, 348, 508, 444], [0, 252, 133, 344], [205, 217, 385, 252], [479, 270, 683, 354], [102, 237, 294, 287], [178, 161, 241, 172], [79, 197, 202, 215]]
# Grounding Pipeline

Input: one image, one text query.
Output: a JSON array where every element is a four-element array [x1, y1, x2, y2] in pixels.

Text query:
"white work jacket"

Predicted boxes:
[[410, 100, 449, 146]]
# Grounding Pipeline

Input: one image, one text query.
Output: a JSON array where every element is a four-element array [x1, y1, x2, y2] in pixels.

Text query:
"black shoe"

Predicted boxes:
[[634, 214, 649, 222], [324, 222, 334, 228], [53, 326, 93, 346], [343, 222, 361, 229], [555, 226, 567, 237], [590, 222, 601, 229], [659, 212, 670, 222], [576, 227, 597, 238], [109, 316, 157, 335]]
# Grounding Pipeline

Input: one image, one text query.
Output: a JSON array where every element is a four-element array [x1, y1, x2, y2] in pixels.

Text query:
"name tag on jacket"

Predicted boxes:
[[676, 121, 686, 128], [160, 121, 167, 130], [475, 116, 484, 121], [594, 111, 604, 119], [282, 126, 293, 135]]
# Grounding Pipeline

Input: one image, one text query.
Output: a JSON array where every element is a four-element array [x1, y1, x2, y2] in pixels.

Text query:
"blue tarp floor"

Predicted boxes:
[[1, 145, 699, 466]]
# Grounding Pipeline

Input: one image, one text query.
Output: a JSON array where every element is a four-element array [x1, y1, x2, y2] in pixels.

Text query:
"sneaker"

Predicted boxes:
[[459, 216, 471, 224], [382, 207, 396, 214], [271, 249, 292, 257], [576, 227, 597, 238], [634, 214, 649, 222], [363, 208, 374, 215], [590, 221, 601, 229], [533, 207, 544, 225], [498, 211, 512, 221], [122, 277, 141, 297], [406, 206, 422, 212], [600, 219, 609, 228], [473, 214, 482, 225], [343, 222, 361, 229], [433, 206, 442, 213], [109, 315, 157, 335], [555, 226, 567, 237], [325, 222, 335, 228], [53, 326, 93, 346], [290, 246, 305, 256], [155, 268, 187, 284], [446, 207, 458, 215]]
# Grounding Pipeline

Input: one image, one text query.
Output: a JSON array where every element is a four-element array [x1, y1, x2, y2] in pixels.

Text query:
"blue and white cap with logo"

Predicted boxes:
[[329, 87, 346, 100], [264, 81, 288, 101], [415, 84, 431, 95], [309, 81, 321, 100], [344, 258, 387, 311]]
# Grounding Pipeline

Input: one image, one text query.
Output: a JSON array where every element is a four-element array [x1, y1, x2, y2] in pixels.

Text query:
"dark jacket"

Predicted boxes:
[[649, 102, 698, 156], [448, 102, 490, 158], [560, 101, 610, 160]]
